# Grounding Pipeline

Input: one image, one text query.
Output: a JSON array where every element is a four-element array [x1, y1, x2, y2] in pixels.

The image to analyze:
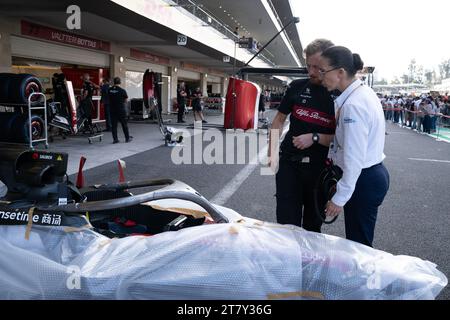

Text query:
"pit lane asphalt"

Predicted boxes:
[[77, 114, 450, 300]]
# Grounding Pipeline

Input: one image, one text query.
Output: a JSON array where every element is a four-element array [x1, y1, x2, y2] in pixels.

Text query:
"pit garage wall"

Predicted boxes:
[[124, 58, 170, 113], [0, 17, 171, 112], [207, 74, 222, 94], [0, 17, 228, 110], [0, 18, 13, 73], [1, 17, 113, 74], [11, 36, 111, 68], [178, 69, 200, 81]]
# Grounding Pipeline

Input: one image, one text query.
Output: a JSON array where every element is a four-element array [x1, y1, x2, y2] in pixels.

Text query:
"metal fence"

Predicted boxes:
[[382, 105, 450, 142]]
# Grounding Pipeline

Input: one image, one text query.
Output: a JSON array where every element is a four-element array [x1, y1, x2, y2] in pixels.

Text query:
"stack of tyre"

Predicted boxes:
[[0, 73, 44, 144]]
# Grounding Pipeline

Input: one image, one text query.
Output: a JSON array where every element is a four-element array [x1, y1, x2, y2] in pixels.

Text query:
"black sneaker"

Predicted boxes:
[[126, 137, 133, 143], [113, 140, 120, 144], [202, 120, 208, 124]]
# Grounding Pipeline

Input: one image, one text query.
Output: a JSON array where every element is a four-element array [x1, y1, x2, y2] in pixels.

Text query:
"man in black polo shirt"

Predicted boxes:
[[80, 73, 99, 132], [100, 78, 111, 131], [269, 39, 336, 232], [108, 77, 132, 143], [177, 82, 187, 123]]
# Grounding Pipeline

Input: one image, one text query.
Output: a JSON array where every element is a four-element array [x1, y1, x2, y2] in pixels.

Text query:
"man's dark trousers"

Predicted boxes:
[[177, 103, 185, 122], [111, 109, 130, 142], [276, 156, 324, 232]]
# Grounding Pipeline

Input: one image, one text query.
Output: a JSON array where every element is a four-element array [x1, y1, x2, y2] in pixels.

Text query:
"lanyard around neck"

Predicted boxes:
[[335, 82, 364, 121]]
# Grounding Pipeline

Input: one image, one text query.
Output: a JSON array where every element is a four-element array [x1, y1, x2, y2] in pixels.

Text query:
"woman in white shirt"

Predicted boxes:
[[319, 46, 390, 247]]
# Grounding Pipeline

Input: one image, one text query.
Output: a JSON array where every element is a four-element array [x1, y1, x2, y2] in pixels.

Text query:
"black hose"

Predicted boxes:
[[313, 164, 343, 224], [37, 179, 229, 224]]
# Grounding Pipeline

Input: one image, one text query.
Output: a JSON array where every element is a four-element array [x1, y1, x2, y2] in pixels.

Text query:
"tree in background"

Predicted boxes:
[[401, 74, 409, 84], [392, 59, 448, 86], [408, 59, 417, 83], [424, 70, 433, 85], [439, 59, 450, 80], [415, 65, 424, 84], [390, 77, 401, 85], [374, 78, 388, 85], [407, 59, 424, 84]]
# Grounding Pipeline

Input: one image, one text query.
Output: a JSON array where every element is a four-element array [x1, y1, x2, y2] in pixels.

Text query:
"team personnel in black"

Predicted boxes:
[[100, 78, 111, 131], [192, 87, 207, 123], [258, 92, 266, 122], [53, 73, 69, 117], [177, 82, 187, 123], [269, 39, 336, 232], [80, 73, 99, 131], [108, 77, 132, 143]]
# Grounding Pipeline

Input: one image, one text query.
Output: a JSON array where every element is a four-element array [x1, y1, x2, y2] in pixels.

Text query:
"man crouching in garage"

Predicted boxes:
[[269, 39, 336, 232]]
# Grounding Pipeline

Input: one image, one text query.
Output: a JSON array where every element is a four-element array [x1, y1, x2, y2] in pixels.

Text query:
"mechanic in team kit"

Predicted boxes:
[[319, 46, 390, 247], [269, 39, 337, 232], [100, 78, 112, 132], [177, 82, 188, 123], [80, 73, 99, 132], [108, 77, 132, 143]]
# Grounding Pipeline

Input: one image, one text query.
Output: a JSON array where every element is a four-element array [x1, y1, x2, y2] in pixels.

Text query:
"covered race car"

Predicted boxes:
[[0, 145, 447, 300]]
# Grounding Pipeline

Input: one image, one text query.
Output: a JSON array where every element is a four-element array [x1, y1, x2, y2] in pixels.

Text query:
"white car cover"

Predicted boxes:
[[0, 215, 447, 300]]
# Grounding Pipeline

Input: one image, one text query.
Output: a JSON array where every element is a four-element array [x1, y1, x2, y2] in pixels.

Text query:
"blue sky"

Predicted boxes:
[[291, 0, 450, 81]]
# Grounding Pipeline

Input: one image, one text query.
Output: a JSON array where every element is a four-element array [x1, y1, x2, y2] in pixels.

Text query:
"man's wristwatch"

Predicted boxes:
[[312, 133, 320, 144]]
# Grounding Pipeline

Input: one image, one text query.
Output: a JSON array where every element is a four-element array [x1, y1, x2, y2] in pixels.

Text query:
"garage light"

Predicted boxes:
[[119, 56, 124, 63], [174, 67, 178, 72]]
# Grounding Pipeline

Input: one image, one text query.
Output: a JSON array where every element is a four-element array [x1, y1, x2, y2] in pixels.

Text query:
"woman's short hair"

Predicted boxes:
[[321, 46, 364, 77]]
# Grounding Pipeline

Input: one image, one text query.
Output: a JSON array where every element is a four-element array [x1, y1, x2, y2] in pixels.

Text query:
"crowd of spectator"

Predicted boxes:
[[379, 93, 450, 133]]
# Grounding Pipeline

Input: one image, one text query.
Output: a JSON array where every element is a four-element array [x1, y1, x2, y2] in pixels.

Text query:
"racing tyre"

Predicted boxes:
[[11, 114, 44, 143], [8, 74, 43, 106]]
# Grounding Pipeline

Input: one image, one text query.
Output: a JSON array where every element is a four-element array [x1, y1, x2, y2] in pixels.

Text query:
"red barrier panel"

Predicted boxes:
[[224, 78, 260, 130]]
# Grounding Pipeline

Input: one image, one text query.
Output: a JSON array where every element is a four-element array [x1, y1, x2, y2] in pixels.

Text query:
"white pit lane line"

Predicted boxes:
[[210, 123, 289, 206], [408, 158, 450, 164], [210, 153, 264, 206]]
